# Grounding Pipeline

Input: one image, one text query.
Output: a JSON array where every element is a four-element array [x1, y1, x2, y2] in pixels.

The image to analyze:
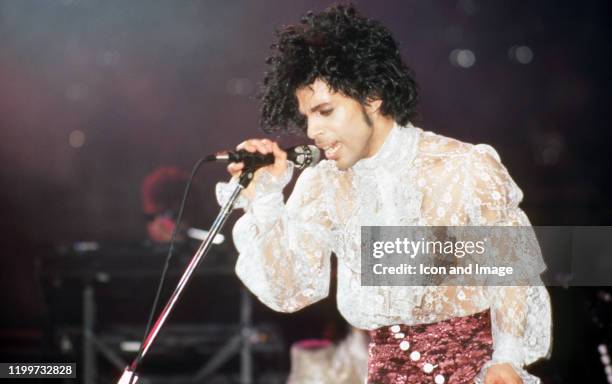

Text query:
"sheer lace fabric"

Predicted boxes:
[[216, 123, 552, 382]]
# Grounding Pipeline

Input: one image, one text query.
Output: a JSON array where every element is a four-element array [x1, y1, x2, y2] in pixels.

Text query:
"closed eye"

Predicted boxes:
[[320, 108, 333, 116]]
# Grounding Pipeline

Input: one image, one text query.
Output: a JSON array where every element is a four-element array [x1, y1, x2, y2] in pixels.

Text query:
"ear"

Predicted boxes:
[[364, 97, 383, 115]]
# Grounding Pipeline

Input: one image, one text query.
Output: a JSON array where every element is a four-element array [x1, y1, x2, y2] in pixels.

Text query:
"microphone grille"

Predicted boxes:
[[291, 145, 321, 169]]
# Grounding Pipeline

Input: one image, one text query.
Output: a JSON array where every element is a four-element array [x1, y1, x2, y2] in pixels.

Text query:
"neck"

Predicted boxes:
[[365, 116, 396, 158]]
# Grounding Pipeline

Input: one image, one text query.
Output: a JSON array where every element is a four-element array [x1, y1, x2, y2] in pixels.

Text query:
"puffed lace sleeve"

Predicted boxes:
[[215, 162, 334, 313], [464, 144, 552, 384]]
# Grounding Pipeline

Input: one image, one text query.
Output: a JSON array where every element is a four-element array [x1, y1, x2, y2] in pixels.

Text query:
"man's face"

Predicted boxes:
[[295, 79, 380, 170]]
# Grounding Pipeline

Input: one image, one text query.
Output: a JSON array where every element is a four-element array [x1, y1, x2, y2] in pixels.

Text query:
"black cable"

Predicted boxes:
[[128, 156, 208, 384]]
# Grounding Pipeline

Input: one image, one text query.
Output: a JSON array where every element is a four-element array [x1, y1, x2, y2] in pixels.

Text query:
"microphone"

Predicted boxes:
[[206, 144, 321, 170]]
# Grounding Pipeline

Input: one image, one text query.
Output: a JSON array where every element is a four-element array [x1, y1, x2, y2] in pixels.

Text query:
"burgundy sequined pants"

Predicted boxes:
[[367, 309, 493, 384]]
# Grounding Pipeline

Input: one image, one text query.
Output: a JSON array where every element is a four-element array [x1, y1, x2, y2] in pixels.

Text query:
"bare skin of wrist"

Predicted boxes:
[[482, 363, 523, 384], [226, 138, 288, 200]]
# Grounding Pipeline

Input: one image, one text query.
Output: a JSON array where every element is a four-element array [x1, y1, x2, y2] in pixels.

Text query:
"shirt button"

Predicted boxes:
[[410, 351, 421, 361], [434, 374, 445, 384], [394, 332, 405, 339], [423, 363, 434, 373], [390, 325, 401, 333], [399, 340, 410, 351]]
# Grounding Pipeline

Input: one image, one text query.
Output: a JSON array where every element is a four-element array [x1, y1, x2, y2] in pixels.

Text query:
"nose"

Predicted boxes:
[[306, 119, 322, 140]]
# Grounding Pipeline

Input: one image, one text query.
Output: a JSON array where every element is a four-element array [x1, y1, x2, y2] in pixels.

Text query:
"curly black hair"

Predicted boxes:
[[260, 4, 419, 134]]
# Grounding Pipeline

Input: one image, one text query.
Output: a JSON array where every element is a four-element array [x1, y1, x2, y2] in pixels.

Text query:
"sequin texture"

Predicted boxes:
[[367, 309, 493, 384]]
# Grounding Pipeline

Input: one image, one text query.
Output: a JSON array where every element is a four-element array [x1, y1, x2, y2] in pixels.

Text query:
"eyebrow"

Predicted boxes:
[[301, 102, 331, 116]]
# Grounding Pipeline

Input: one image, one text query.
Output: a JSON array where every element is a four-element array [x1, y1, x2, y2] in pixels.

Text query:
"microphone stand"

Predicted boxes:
[[118, 169, 256, 384]]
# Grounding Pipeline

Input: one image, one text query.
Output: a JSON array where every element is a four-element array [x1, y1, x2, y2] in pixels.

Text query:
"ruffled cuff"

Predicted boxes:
[[474, 360, 540, 384], [491, 333, 525, 366], [216, 177, 249, 209], [252, 161, 295, 198], [473, 333, 540, 383], [215, 162, 295, 211]]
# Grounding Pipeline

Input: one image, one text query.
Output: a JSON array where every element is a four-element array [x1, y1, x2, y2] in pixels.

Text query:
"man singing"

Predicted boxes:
[[217, 5, 551, 383]]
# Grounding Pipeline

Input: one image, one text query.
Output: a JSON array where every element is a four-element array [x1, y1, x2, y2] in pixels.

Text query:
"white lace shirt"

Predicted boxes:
[[216, 123, 552, 382]]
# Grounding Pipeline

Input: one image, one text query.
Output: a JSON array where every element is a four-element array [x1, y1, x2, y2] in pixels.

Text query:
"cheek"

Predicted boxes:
[[332, 109, 368, 144], [345, 120, 371, 152]]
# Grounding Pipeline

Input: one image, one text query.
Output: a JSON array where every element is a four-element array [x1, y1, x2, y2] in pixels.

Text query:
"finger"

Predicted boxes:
[[252, 139, 270, 154], [237, 140, 257, 152], [241, 139, 269, 154], [261, 138, 274, 153], [227, 162, 244, 176]]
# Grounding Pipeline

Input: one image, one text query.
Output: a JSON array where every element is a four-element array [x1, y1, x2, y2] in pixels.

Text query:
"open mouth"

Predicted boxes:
[[322, 141, 341, 160]]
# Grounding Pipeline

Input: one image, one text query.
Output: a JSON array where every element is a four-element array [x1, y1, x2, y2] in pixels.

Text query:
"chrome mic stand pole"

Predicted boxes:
[[118, 169, 256, 384]]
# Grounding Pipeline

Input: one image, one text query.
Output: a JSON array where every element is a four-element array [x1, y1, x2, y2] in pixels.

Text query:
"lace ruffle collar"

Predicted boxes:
[[351, 121, 420, 173]]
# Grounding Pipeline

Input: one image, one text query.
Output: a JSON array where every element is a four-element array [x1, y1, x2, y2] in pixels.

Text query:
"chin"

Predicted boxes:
[[335, 157, 355, 170]]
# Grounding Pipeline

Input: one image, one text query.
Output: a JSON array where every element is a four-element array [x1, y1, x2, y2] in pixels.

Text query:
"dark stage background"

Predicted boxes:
[[0, 0, 611, 383]]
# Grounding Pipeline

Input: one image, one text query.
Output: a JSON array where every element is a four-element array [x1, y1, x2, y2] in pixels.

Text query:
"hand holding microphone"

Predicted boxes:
[[227, 139, 289, 179], [207, 139, 320, 199], [206, 138, 320, 197], [230, 139, 286, 199]]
